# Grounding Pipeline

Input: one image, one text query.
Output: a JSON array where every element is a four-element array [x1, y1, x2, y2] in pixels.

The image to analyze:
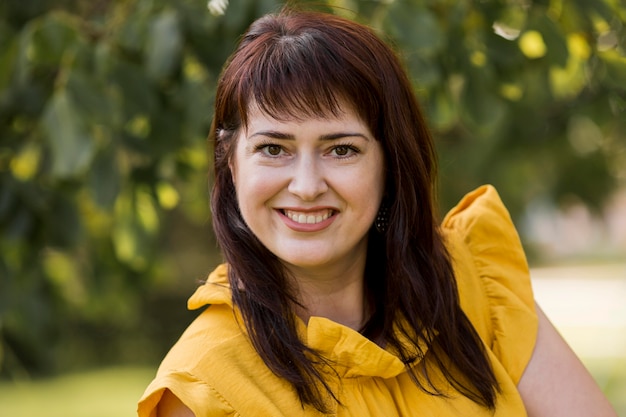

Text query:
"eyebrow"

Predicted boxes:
[[249, 130, 371, 141]]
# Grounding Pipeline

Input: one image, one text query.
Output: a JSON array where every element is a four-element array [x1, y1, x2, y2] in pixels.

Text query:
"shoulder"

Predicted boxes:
[[139, 299, 308, 416], [155, 389, 216, 417], [137, 304, 245, 416], [441, 185, 538, 384]]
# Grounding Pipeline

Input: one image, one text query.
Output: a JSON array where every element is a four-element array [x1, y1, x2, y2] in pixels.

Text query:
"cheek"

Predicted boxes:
[[367, 175, 386, 215], [364, 156, 386, 204], [233, 165, 283, 211]]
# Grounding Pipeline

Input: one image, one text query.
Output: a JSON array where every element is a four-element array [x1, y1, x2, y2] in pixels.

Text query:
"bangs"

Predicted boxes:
[[229, 25, 381, 129], [246, 34, 345, 121]]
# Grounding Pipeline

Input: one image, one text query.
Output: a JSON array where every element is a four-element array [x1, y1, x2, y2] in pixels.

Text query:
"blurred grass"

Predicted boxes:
[[0, 360, 624, 416], [0, 366, 155, 417]]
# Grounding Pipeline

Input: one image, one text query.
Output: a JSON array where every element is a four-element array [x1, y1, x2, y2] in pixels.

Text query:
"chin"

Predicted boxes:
[[278, 252, 336, 270]]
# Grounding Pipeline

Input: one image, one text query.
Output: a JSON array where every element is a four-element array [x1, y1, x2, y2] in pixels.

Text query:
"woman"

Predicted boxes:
[[138, 8, 617, 417]]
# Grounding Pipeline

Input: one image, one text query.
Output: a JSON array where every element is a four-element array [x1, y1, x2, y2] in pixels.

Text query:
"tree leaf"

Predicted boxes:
[[2, 204, 33, 241], [537, 15, 569, 68], [428, 87, 458, 132], [115, 6, 150, 53], [41, 90, 95, 178], [406, 53, 441, 88], [28, 12, 79, 67], [460, 71, 506, 135], [600, 51, 626, 90], [110, 60, 158, 119], [0, 27, 17, 93], [486, 32, 525, 68], [0, 177, 16, 220], [146, 9, 182, 80], [66, 69, 114, 125], [89, 147, 121, 210], [386, 3, 444, 57], [574, 0, 618, 26], [44, 193, 82, 248]]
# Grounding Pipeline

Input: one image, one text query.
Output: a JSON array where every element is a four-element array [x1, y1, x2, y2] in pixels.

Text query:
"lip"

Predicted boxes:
[[276, 207, 338, 232]]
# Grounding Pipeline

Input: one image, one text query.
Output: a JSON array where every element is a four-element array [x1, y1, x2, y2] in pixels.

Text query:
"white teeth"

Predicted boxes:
[[285, 210, 332, 224]]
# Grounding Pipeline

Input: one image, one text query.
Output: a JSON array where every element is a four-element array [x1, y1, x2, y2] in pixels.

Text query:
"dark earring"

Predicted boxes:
[[375, 203, 389, 233]]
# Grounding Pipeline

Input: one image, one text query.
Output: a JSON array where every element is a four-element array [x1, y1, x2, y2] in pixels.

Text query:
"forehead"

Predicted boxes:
[[243, 104, 370, 137], [243, 99, 366, 132]]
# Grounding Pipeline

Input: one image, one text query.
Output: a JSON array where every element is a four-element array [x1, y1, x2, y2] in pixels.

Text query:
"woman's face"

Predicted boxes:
[[230, 104, 385, 277]]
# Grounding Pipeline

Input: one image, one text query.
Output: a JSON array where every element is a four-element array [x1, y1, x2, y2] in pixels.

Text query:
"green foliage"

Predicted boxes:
[[0, 0, 282, 377], [0, 0, 625, 377]]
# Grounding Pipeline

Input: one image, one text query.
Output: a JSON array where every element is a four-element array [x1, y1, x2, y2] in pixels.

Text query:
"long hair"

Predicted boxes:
[[210, 8, 498, 413]]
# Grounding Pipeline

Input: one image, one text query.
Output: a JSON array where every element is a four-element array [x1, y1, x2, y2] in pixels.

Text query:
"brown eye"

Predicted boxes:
[[263, 145, 282, 156], [331, 145, 358, 158]]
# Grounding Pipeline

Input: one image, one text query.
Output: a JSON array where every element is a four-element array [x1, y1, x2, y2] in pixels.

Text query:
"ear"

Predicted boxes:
[[228, 158, 236, 185], [226, 128, 242, 186]]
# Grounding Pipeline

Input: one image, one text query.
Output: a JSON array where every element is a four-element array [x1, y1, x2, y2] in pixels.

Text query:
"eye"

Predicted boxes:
[[255, 143, 284, 157], [330, 144, 359, 158], [265, 145, 282, 156]]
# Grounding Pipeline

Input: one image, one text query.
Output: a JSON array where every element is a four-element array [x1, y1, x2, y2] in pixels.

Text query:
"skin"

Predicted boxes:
[[157, 390, 194, 417], [517, 305, 618, 417]]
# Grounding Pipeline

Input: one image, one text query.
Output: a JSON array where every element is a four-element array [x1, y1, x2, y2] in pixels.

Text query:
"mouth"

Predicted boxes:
[[281, 209, 335, 225]]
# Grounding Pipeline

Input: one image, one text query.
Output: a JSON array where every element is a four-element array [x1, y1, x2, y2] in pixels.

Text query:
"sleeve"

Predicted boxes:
[[441, 185, 538, 384], [137, 370, 236, 417]]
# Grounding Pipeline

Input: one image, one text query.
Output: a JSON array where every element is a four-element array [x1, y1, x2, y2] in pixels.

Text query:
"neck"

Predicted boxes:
[[288, 261, 370, 331]]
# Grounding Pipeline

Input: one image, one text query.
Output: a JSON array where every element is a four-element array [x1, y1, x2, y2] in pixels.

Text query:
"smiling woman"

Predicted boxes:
[[137, 7, 617, 417]]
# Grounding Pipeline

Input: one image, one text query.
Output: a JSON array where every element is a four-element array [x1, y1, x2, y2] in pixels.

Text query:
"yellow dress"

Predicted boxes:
[[137, 185, 538, 416]]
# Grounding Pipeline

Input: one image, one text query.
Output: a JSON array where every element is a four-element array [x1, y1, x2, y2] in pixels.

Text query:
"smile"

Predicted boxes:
[[283, 209, 334, 224]]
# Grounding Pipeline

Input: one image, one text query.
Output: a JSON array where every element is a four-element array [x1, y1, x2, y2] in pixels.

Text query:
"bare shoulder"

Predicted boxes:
[[517, 303, 617, 417], [156, 389, 195, 417]]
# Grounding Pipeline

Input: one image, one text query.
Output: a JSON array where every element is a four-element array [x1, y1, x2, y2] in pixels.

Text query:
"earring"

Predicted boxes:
[[375, 203, 389, 233]]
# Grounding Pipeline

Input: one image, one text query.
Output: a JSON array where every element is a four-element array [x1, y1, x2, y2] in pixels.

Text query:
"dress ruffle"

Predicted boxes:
[[442, 184, 538, 384]]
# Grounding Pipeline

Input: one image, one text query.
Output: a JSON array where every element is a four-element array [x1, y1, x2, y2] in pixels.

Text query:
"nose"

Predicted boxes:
[[287, 155, 328, 201]]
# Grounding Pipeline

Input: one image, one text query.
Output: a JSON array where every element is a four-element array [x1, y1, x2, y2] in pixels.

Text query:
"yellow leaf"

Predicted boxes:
[[156, 182, 180, 210], [10, 144, 41, 181], [137, 188, 159, 233], [567, 33, 590, 60], [499, 83, 523, 101], [519, 30, 547, 59], [125, 114, 151, 138], [470, 51, 487, 67]]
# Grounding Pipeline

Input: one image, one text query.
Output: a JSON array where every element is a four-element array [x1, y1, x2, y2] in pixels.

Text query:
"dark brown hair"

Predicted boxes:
[[210, 8, 498, 413]]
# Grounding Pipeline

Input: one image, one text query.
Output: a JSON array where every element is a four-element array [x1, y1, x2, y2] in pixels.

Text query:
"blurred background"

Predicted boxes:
[[0, 0, 624, 415]]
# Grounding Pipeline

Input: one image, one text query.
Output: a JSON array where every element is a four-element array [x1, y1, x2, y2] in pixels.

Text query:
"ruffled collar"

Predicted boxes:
[[187, 264, 425, 379]]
